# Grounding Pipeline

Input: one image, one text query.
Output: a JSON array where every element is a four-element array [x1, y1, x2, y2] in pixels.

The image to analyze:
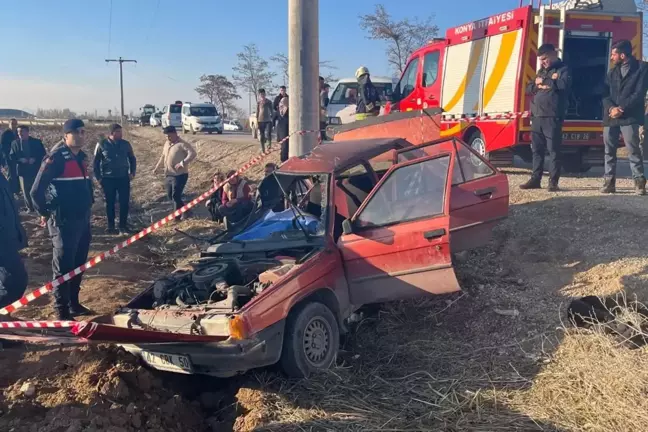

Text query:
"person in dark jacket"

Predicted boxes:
[[93, 123, 137, 234], [600, 39, 648, 195], [1, 118, 19, 195], [9, 125, 47, 213], [355, 67, 380, 121], [276, 96, 290, 162], [520, 44, 571, 192], [31, 119, 94, 320], [206, 171, 225, 223], [0, 172, 28, 310]]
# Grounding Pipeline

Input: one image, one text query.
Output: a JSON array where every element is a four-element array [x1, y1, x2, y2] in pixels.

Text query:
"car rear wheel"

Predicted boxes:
[[563, 152, 591, 174], [191, 125, 196, 135], [280, 301, 339, 378], [217, 129, 223, 135]]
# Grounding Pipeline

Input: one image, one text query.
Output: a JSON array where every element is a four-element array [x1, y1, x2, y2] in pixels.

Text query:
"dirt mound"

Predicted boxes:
[[0, 345, 206, 432]]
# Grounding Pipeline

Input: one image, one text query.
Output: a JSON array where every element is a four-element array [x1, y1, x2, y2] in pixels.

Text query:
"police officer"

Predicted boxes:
[[31, 119, 94, 320], [93, 123, 137, 234], [0, 171, 28, 310], [520, 44, 571, 192], [355, 66, 381, 121]]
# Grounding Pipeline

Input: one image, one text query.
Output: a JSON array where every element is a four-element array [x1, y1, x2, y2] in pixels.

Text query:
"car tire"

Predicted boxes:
[[563, 153, 590, 174], [467, 131, 492, 174], [217, 129, 223, 135], [191, 125, 196, 135], [280, 301, 339, 378]]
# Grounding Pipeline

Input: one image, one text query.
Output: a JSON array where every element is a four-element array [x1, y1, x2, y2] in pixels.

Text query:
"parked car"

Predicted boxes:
[[150, 111, 162, 127], [181, 102, 223, 135], [78, 136, 509, 379], [249, 112, 258, 139], [161, 101, 183, 129], [224, 119, 243, 132]]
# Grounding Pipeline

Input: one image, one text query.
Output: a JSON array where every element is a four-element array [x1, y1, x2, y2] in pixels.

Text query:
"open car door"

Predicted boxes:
[[395, 137, 510, 253], [337, 150, 460, 306]]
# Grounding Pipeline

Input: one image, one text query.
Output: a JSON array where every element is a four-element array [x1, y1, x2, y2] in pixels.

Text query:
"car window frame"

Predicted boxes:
[[351, 152, 452, 231]]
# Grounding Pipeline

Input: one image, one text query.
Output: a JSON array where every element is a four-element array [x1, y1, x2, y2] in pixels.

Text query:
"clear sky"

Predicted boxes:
[[0, 0, 518, 116]]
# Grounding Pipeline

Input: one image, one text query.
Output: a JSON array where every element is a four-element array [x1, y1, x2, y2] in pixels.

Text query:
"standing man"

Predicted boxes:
[[9, 125, 46, 213], [31, 119, 94, 320], [256, 89, 274, 152], [600, 39, 648, 195], [273, 86, 288, 141], [0, 171, 28, 310], [1, 119, 19, 195], [355, 67, 380, 121], [319, 77, 330, 142], [153, 126, 196, 221], [520, 44, 571, 192], [94, 124, 137, 235]]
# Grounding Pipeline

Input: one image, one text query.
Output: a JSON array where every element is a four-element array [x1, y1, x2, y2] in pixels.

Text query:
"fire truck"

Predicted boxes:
[[384, 0, 642, 173]]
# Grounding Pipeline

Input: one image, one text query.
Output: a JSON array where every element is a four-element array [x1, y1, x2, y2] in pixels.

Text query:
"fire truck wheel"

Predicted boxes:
[[280, 301, 340, 378], [563, 153, 591, 174], [467, 131, 492, 174]]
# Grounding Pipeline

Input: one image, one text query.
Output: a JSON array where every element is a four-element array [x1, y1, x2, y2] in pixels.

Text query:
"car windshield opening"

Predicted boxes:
[[190, 106, 218, 116], [232, 173, 329, 242], [330, 82, 393, 105]]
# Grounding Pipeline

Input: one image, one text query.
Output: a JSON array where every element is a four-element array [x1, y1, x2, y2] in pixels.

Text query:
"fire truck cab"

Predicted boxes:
[[387, 0, 643, 173]]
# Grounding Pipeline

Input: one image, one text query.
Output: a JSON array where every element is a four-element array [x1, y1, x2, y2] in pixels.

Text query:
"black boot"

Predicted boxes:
[[635, 176, 647, 196], [69, 304, 92, 317], [600, 177, 616, 194], [547, 180, 560, 192], [519, 178, 542, 190], [56, 308, 74, 321]]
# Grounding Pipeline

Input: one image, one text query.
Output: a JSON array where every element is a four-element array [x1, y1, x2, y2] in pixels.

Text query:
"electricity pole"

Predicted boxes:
[[105, 57, 137, 124], [288, 0, 319, 157]]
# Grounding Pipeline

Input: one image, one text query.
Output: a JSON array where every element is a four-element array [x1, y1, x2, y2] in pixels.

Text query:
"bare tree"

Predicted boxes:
[[232, 44, 276, 97], [359, 4, 439, 74], [270, 53, 339, 85], [195, 74, 241, 116], [36, 108, 77, 119]]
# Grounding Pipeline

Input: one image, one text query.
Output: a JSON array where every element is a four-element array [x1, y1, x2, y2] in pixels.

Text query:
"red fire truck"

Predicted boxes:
[[385, 0, 643, 172]]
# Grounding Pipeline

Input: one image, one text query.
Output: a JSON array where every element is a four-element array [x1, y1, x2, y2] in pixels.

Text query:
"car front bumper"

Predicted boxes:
[[194, 123, 222, 132], [120, 319, 285, 377]]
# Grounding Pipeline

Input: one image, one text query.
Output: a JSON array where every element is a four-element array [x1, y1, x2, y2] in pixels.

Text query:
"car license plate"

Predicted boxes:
[[563, 132, 591, 141], [141, 351, 193, 374]]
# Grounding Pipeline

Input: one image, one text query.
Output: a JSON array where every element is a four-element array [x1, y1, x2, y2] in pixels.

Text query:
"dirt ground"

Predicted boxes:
[[1, 124, 648, 431]]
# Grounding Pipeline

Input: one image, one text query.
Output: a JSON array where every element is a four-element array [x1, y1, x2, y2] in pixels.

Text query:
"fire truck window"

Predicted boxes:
[[355, 155, 449, 229], [422, 51, 440, 88], [394, 57, 420, 100], [452, 141, 494, 185]]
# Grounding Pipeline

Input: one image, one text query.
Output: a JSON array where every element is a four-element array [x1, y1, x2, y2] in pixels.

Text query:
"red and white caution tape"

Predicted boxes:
[[441, 111, 530, 122], [0, 129, 321, 316], [0, 320, 80, 329]]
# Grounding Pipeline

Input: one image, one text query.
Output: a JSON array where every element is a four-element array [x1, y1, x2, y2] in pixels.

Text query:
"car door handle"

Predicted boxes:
[[423, 228, 446, 240], [474, 187, 496, 198]]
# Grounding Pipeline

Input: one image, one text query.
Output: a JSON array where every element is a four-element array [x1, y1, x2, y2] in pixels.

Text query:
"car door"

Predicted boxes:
[[395, 138, 509, 253], [393, 56, 422, 112], [337, 151, 460, 306], [421, 49, 443, 109]]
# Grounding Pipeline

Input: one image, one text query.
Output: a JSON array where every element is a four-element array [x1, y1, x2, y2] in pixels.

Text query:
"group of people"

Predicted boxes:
[[521, 39, 647, 195]]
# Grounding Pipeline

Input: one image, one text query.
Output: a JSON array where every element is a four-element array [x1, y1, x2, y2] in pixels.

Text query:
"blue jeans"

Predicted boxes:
[[604, 124, 645, 179]]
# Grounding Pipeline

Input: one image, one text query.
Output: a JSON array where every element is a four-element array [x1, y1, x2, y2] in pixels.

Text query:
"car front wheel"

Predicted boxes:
[[280, 301, 339, 378]]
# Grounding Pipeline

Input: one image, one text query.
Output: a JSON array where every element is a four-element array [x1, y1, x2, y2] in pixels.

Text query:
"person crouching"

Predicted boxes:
[[217, 170, 253, 226]]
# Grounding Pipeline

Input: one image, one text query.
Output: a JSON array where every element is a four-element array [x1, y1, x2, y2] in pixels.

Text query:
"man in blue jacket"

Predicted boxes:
[[0, 171, 28, 310], [31, 119, 94, 320]]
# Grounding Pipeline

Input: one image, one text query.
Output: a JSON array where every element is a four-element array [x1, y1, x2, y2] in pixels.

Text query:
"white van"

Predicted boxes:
[[326, 76, 397, 125], [161, 101, 183, 129], [181, 102, 223, 135]]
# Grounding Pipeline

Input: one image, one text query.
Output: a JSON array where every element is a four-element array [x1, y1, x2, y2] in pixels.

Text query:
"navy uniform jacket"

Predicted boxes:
[[30, 142, 94, 223], [0, 173, 27, 254]]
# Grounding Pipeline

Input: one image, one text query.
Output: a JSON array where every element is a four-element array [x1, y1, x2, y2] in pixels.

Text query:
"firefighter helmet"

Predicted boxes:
[[355, 66, 370, 79]]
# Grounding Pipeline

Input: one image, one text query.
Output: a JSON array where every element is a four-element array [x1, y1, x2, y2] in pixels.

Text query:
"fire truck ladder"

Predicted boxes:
[[536, 2, 567, 69]]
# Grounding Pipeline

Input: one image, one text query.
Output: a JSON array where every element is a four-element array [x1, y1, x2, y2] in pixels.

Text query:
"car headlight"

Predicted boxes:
[[328, 117, 341, 125]]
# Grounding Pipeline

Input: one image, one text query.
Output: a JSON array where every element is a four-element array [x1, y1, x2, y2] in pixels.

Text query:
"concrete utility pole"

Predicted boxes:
[[288, 0, 319, 157], [105, 57, 137, 124]]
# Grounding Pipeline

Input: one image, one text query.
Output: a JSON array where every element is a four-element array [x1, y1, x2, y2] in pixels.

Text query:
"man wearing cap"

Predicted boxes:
[[31, 119, 94, 320], [153, 126, 196, 221], [94, 124, 137, 235]]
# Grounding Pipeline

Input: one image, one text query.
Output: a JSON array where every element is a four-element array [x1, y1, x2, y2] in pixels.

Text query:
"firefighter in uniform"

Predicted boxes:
[[521, 44, 571, 192], [30, 119, 94, 320], [355, 66, 381, 121]]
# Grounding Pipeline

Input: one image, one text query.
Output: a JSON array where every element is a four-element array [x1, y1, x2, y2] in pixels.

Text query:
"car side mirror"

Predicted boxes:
[[342, 219, 354, 235]]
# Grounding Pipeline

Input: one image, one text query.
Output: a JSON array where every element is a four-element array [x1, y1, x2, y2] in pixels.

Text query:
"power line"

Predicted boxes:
[[105, 57, 138, 124], [107, 0, 113, 57]]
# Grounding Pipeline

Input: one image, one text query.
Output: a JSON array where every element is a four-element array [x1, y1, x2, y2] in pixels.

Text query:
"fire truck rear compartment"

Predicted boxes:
[[563, 35, 610, 121]]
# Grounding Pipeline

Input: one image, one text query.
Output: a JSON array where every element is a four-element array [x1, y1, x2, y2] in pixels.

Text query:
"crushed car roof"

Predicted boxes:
[[279, 137, 410, 174]]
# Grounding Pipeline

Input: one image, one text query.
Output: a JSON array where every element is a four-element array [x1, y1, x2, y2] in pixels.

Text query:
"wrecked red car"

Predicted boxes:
[[95, 136, 508, 378]]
